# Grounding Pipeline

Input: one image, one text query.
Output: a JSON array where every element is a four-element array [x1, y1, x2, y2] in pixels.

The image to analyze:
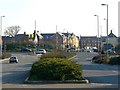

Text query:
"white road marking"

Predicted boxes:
[[86, 58, 92, 60]]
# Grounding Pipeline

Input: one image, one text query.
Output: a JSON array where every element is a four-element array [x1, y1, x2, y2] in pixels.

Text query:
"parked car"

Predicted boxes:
[[9, 56, 18, 63], [104, 49, 116, 54], [21, 48, 32, 52], [85, 49, 92, 53], [35, 49, 46, 54]]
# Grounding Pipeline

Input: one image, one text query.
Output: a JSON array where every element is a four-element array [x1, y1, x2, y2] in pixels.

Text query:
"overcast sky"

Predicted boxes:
[[0, 0, 119, 36]]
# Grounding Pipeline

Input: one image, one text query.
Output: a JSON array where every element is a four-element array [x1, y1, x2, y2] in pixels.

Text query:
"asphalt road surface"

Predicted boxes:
[[1, 52, 120, 89], [74, 52, 119, 86], [2, 52, 39, 84]]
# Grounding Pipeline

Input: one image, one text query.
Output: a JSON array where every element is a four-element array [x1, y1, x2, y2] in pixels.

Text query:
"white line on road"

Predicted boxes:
[[91, 83, 113, 86], [86, 58, 92, 60]]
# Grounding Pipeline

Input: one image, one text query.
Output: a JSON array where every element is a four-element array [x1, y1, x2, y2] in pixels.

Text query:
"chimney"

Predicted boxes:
[[24, 32, 26, 35], [110, 30, 112, 33]]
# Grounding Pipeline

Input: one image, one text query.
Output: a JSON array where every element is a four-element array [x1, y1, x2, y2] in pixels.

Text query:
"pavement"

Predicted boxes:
[[1, 52, 120, 89], [0, 58, 9, 62]]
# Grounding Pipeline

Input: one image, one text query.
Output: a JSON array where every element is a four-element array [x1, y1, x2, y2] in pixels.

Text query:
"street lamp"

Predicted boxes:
[[94, 15, 99, 53], [101, 4, 109, 57], [0, 15, 5, 58]]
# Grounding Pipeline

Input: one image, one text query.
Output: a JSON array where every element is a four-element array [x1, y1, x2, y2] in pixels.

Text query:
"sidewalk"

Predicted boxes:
[[2, 83, 118, 88], [0, 58, 9, 62]]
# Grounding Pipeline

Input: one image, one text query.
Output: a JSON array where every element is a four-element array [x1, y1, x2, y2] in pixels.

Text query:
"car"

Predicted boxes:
[[9, 56, 18, 63], [35, 49, 46, 54], [104, 49, 116, 54], [86, 49, 92, 53], [21, 48, 32, 52]]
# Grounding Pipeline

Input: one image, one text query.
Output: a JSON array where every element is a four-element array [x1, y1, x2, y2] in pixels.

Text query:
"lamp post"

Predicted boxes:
[[94, 15, 99, 53], [0, 15, 5, 58], [101, 4, 109, 57]]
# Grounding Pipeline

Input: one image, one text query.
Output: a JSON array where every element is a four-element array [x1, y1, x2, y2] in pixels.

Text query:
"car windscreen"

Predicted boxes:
[[38, 50, 44, 51], [10, 57, 16, 59]]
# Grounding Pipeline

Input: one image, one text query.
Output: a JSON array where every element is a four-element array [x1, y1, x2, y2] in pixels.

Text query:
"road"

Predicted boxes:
[[1, 52, 119, 89], [74, 52, 119, 87], [2, 52, 39, 84]]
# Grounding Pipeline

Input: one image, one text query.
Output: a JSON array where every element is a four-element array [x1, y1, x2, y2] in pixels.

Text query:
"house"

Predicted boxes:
[[107, 30, 118, 47], [118, 37, 120, 44], [40, 32, 79, 50], [41, 32, 66, 50], [2, 32, 30, 51], [2, 30, 79, 50], [99, 30, 118, 51], [80, 36, 98, 49], [62, 33, 79, 50]]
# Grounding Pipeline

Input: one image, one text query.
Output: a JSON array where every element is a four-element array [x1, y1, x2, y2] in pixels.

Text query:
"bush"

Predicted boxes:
[[92, 54, 120, 65], [92, 55, 110, 64], [41, 51, 76, 59], [92, 55, 105, 64], [2, 53, 11, 59], [29, 58, 83, 81], [108, 56, 120, 65]]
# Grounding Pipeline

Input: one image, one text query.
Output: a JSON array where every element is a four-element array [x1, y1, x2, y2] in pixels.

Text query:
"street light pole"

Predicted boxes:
[[101, 4, 109, 57], [0, 16, 5, 58], [94, 15, 99, 53]]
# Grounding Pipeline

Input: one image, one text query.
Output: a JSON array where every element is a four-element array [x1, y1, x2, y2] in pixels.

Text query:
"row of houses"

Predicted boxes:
[[1, 30, 80, 50], [80, 30, 119, 51], [1, 30, 120, 51]]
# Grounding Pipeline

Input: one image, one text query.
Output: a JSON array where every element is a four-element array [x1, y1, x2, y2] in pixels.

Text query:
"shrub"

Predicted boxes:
[[108, 56, 120, 65], [2, 53, 11, 59], [92, 55, 110, 64], [29, 58, 83, 81], [41, 51, 76, 59], [92, 55, 104, 64]]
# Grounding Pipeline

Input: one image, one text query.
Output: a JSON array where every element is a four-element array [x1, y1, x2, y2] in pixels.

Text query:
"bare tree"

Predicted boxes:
[[4, 25, 21, 37]]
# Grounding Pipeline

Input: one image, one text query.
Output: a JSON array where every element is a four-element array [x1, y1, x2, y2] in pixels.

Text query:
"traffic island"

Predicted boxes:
[[24, 77, 89, 84], [24, 51, 89, 84], [24, 57, 89, 84]]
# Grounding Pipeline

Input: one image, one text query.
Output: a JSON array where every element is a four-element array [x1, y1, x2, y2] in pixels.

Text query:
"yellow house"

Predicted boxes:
[[62, 33, 79, 50], [68, 33, 79, 50]]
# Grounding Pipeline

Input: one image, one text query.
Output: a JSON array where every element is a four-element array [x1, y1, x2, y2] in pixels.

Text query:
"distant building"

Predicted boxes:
[[2, 30, 79, 50], [41, 32, 79, 50], [108, 30, 118, 47], [100, 30, 118, 51], [118, 37, 120, 44], [62, 33, 79, 50], [42, 32, 65, 49], [80, 36, 98, 49], [0, 36, 2, 53], [101, 30, 117, 43], [0, 36, 2, 46], [2, 32, 29, 44]]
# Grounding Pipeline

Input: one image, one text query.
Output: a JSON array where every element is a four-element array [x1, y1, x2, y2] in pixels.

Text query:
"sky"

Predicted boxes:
[[0, 0, 119, 37]]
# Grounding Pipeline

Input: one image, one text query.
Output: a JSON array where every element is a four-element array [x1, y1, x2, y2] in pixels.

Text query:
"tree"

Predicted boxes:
[[4, 25, 21, 37]]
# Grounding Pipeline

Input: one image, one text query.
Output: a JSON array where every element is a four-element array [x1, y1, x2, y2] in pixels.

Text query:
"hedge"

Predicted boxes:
[[92, 55, 120, 65], [108, 56, 120, 65], [29, 58, 83, 81], [1, 53, 11, 59], [41, 51, 76, 59]]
